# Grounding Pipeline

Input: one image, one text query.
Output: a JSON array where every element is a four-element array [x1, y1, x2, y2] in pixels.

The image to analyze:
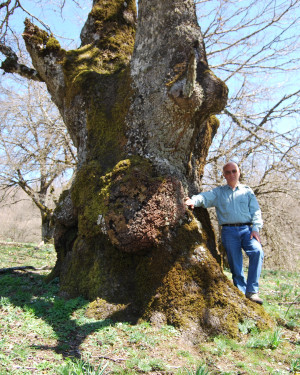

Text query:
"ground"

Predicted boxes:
[[0, 242, 299, 374]]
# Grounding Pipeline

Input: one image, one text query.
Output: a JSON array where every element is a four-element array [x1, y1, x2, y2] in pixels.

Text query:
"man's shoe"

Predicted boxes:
[[246, 292, 263, 305]]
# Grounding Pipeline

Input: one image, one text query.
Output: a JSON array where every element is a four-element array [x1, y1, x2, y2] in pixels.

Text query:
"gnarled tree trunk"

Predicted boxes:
[[20, 0, 272, 339]]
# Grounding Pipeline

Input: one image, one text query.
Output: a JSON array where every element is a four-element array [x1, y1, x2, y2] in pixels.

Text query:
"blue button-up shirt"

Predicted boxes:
[[191, 184, 263, 232]]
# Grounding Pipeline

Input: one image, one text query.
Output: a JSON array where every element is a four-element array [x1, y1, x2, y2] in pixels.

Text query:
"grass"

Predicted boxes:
[[0, 243, 299, 374]]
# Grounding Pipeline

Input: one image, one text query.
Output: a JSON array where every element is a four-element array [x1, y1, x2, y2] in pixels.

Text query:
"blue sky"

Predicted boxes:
[[6, 0, 91, 48]]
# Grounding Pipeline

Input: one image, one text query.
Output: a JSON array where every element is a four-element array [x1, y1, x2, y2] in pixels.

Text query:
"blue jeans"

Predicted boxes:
[[221, 225, 264, 294]]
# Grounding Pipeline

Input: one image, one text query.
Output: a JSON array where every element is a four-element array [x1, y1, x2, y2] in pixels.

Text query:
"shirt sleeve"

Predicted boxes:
[[248, 189, 263, 232], [191, 188, 218, 208]]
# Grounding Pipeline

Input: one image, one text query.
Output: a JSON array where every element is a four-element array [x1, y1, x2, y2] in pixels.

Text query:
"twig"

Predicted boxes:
[[0, 240, 34, 247], [283, 294, 300, 319], [98, 356, 126, 363], [0, 265, 51, 273], [279, 302, 300, 305], [13, 366, 37, 370]]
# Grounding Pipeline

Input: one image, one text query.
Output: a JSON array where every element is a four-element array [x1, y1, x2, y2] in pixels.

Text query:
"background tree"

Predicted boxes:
[[0, 78, 77, 242]]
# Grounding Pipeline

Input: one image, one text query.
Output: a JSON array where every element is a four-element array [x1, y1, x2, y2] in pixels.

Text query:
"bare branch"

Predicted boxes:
[[0, 43, 42, 80], [17, 2, 52, 34], [0, 78, 77, 241]]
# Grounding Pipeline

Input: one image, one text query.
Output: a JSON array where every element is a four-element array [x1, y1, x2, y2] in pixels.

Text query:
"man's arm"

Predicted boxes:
[[185, 189, 218, 209], [248, 189, 263, 242]]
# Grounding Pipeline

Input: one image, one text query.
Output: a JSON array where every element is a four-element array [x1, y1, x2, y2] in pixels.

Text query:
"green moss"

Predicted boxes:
[[59, 233, 137, 304], [62, 45, 105, 103], [207, 114, 220, 130], [86, 68, 133, 165], [133, 217, 206, 320], [91, 0, 136, 38], [91, 0, 136, 21], [23, 19, 64, 57], [85, 298, 128, 320], [62, 51, 133, 172], [102, 28, 135, 64], [62, 0, 136, 105], [24, 20, 48, 46], [91, 0, 136, 68], [45, 37, 61, 51], [71, 160, 106, 238]]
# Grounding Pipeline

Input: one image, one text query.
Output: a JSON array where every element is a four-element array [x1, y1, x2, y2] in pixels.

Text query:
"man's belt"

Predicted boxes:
[[222, 223, 252, 227]]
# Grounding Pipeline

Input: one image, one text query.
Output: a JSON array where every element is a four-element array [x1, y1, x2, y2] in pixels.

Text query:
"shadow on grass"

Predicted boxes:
[[0, 270, 113, 360]]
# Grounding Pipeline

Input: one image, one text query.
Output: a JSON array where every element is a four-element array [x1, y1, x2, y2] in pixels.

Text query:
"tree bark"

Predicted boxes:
[[41, 210, 54, 244], [21, 0, 272, 339]]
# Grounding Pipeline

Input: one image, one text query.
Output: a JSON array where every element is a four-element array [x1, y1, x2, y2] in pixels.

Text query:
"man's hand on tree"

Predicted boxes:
[[184, 197, 194, 209]]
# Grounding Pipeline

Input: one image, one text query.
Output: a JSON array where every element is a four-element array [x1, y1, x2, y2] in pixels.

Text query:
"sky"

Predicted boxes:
[[5, 0, 92, 48]]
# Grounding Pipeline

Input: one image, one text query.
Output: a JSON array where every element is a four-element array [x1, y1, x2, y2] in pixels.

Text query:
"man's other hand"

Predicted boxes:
[[250, 231, 261, 243]]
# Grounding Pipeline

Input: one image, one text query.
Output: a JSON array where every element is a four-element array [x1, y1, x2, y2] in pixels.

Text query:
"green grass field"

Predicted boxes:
[[0, 243, 299, 374]]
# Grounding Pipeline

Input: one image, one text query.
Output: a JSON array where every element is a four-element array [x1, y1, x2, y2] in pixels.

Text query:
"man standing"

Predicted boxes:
[[185, 162, 264, 305]]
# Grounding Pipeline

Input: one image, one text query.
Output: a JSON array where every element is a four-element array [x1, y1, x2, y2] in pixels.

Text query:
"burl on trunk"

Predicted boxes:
[[22, 0, 272, 338]]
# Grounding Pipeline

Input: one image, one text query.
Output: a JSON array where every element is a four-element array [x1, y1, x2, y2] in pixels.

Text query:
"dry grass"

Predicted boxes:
[[0, 190, 41, 243]]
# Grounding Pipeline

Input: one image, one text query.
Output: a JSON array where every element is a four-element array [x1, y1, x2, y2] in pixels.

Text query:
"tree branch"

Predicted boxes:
[[16, 169, 51, 215], [0, 43, 42, 81]]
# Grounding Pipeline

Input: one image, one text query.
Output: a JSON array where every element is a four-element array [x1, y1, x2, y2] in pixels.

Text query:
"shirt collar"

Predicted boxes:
[[225, 183, 241, 191]]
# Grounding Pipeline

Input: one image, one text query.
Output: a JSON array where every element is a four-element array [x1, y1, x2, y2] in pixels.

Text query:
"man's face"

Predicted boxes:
[[223, 163, 240, 186]]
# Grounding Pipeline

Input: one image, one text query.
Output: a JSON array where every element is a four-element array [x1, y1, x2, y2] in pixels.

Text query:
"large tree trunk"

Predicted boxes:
[[23, 0, 272, 339]]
